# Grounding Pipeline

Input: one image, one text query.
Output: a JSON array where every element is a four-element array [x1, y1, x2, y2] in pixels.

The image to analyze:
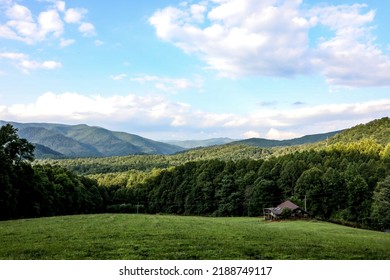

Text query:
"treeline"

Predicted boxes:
[[0, 164, 109, 220], [38, 145, 270, 175], [329, 117, 390, 145], [0, 124, 109, 220], [2, 123, 390, 231], [105, 142, 390, 230]]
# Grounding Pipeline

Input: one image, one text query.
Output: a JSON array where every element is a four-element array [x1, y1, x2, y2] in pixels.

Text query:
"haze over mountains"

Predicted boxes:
[[1, 117, 389, 159], [166, 138, 237, 149]]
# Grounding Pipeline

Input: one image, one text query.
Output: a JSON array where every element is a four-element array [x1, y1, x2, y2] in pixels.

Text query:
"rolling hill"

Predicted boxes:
[[0, 121, 184, 158], [2, 116, 389, 159], [1, 214, 390, 260], [328, 117, 390, 145], [230, 130, 342, 148]]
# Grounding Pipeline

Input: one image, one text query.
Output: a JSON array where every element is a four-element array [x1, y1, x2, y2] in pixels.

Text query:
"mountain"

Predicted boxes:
[[165, 138, 237, 149], [33, 143, 65, 159], [230, 130, 343, 148], [328, 117, 390, 145], [0, 120, 184, 158]]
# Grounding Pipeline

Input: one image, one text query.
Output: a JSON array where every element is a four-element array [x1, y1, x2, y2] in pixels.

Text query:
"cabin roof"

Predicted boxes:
[[265, 200, 304, 215]]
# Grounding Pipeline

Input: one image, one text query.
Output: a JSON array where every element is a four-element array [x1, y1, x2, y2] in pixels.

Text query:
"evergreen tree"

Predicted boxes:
[[371, 176, 390, 230]]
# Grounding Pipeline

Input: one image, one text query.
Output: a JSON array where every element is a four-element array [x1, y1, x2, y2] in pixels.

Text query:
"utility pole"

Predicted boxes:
[[304, 195, 307, 212]]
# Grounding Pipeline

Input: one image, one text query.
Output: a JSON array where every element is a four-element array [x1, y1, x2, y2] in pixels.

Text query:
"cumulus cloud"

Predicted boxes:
[[38, 9, 64, 38], [0, 2, 63, 43], [0, 0, 95, 43], [1, 91, 389, 140], [64, 8, 86, 24], [55, 1, 66, 12], [266, 128, 300, 140], [149, 0, 390, 87], [20, 60, 62, 70], [244, 130, 261, 138], [149, 0, 312, 78], [78, 22, 96, 36], [1, 92, 194, 128], [0, 51, 62, 73]]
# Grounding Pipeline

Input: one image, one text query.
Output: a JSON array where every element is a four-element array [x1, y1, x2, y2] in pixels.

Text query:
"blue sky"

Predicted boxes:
[[0, 0, 389, 140]]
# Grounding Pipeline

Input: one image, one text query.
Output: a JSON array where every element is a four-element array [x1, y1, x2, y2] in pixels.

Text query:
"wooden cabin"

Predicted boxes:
[[263, 200, 309, 220]]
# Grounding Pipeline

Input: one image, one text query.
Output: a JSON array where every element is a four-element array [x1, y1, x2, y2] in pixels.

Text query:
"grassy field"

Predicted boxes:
[[1, 214, 390, 260]]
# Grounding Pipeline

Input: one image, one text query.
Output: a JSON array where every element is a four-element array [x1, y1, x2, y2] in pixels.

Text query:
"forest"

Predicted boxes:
[[1, 118, 390, 231]]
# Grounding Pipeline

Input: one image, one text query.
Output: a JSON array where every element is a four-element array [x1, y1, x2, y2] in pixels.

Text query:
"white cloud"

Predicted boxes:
[[1, 3, 38, 43], [6, 3, 32, 20], [19, 59, 62, 71], [41, 60, 62, 69], [0, 51, 62, 73], [64, 8, 86, 24], [1, 91, 389, 140], [149, 0, 390, 87], [0, 52, 27, 60], [0, 3, 64, 43], [78, 22, 95, 36], [150, 0, 311, 78], [56, 1, 66, 12], [38, 9, 64, 38], [0, 0, 94, 44], [266, 128, 300, 140], [60, 38, 75, 47], [243, 130, 261, 138], [1, 92, 194, 127]]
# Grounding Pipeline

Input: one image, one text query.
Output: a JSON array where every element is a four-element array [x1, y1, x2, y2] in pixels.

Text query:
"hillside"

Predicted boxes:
[[0, 121, 184, 158], [231, 130, 342, 148], [3, 116, 390, 232], [328, 117, 390, 145], [1, 214, 390, 260], [2, 116, 389, 160]]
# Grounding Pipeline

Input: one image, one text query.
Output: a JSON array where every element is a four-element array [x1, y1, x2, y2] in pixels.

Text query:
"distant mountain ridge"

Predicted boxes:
[[3, 117, 388, 159], [0, 121, 184, 158], [230, 130, 343, 148], [328, 117, 390, 145]]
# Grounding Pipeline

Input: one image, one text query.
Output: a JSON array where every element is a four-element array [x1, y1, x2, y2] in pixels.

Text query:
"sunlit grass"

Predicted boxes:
[[1, 214, 390, 260]]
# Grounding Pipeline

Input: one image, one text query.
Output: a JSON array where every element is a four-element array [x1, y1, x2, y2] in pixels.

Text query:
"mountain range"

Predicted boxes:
[[0, 121, 184, 158], [230, 130, 343, 148], [2, 117, 389, 159]]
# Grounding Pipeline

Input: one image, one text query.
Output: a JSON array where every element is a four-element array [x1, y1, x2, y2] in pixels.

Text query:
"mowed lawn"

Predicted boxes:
[[1, 214, 390, 260]]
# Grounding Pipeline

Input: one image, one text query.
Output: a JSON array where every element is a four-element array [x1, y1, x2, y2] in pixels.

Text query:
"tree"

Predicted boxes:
[[295, 167, 325, 218], [278, 160, 306, 197], [0, 124, 35, 219], [248, 179, 280, 217], [371, 176, 390, 230], [322, 167, 346, 218], [0, 124, 34, 165]]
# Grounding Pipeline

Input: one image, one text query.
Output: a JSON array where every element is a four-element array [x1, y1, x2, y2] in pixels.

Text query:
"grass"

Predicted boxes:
[[1, 214, 390, 260]]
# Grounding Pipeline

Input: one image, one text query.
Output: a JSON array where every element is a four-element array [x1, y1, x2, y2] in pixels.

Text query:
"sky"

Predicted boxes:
[[0, 0, 389, 141]]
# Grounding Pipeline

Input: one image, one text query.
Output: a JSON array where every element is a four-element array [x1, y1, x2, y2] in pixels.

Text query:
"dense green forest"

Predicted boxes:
[[0, 124, 108, 220], [1, 118, 390, 231]]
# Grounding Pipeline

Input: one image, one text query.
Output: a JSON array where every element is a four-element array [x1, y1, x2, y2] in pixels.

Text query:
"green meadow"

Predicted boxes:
[[1, 214, 390, 260]]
